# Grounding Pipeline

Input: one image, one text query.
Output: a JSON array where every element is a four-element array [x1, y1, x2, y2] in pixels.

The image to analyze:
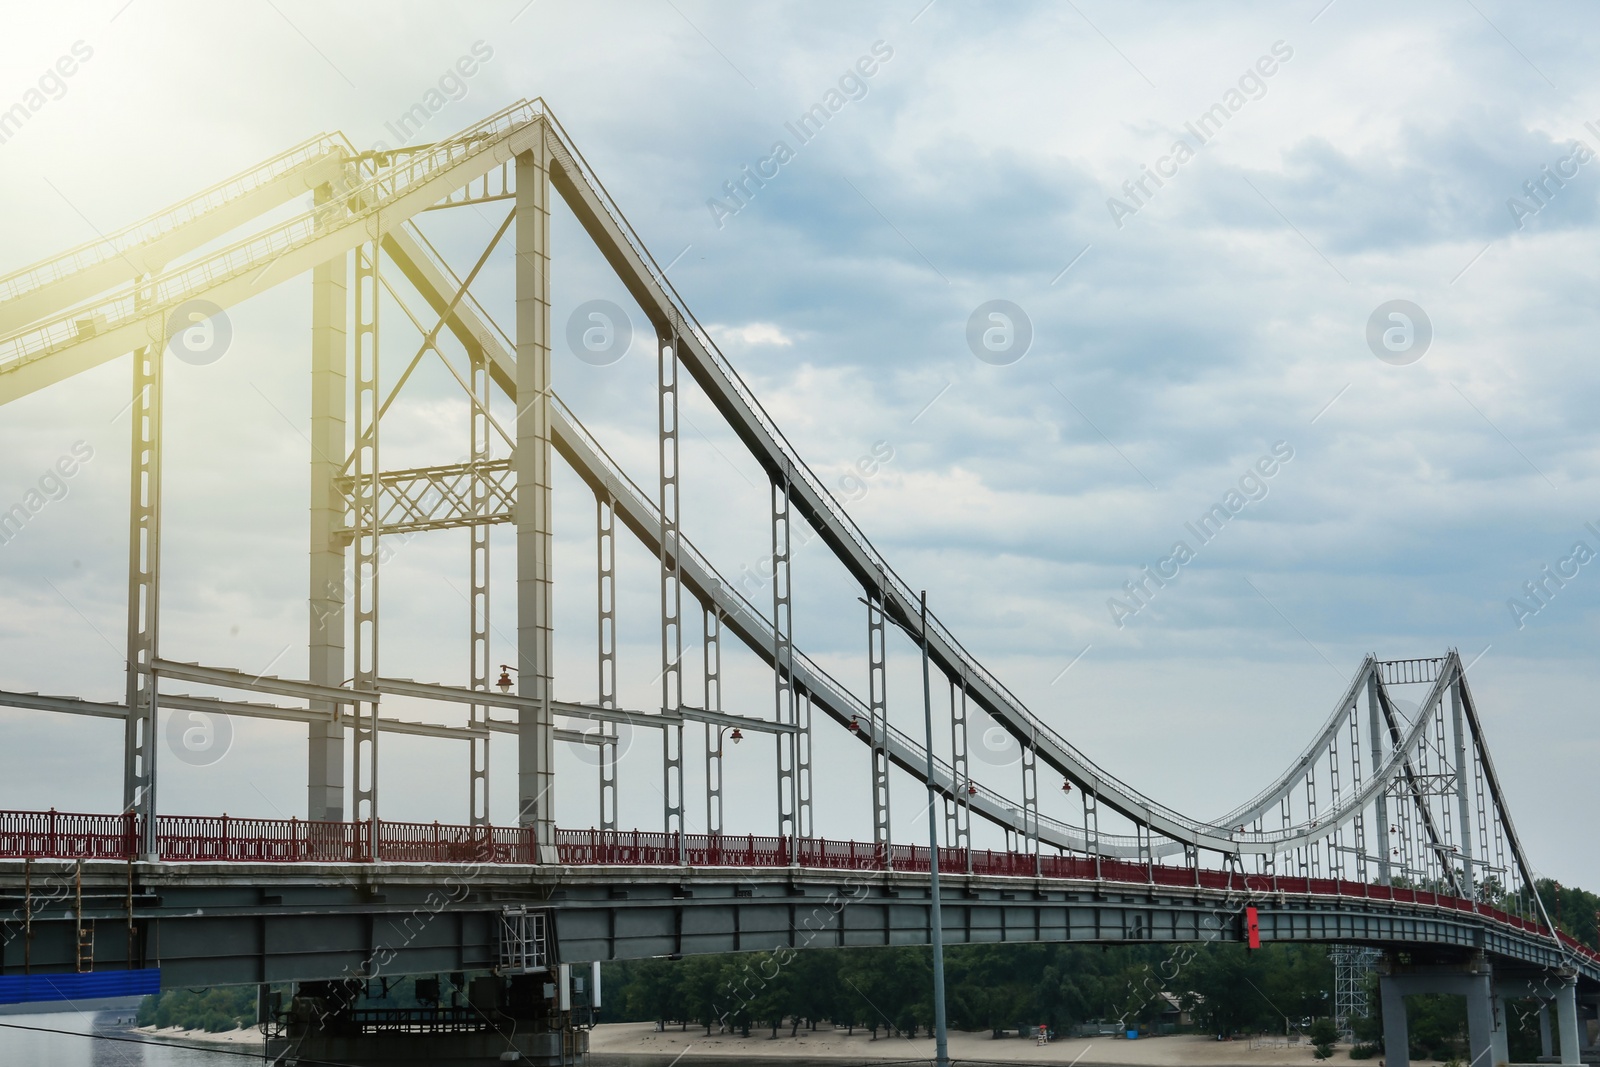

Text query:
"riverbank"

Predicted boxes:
[[589, 1022, 1435, 1066], [135, 1022, 264, 1050]]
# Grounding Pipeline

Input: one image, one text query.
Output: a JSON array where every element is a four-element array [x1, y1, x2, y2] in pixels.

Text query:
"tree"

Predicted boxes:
[[1309, 1016, 1338, 1058], [679, 956, 726, 1034]]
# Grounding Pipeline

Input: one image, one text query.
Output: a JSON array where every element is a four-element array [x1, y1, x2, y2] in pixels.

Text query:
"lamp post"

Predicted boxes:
[[918, 591, 950, 1067], [858, 591, 949, 1067], [711, 724, 744, 755]]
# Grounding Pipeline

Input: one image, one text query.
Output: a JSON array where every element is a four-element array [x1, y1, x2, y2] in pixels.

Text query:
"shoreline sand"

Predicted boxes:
[[134, 1023, 265, 1049], [588, 1021, 1440, 1067]]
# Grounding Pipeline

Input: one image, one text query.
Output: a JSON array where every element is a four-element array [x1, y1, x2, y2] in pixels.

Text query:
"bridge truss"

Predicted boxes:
[[0, 101, 1566, 952]]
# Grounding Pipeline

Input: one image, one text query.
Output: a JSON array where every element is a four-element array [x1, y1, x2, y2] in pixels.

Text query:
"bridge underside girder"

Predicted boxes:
[[0, 860, 1591, 992]]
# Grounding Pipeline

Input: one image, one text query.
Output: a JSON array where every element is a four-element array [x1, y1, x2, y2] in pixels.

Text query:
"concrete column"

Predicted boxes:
[[1463, 970, 1495, 1067], [1489, 986, 1509, 1067], [1379, 976, 1410, 1067], [1558, 978, 1581, 1065], [1540, 1003, 1553, 1059], [515, 127, 554, 856], [308, 190, 348, 822]]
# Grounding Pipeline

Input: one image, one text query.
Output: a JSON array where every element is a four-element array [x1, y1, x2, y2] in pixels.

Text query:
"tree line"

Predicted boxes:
[[604, 940, 1334, 1039], [602, 876, 1599, 1062]]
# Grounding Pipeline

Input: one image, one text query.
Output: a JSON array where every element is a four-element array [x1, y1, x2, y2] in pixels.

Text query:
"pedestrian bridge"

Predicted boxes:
[[0, 100, 1589, 1065]]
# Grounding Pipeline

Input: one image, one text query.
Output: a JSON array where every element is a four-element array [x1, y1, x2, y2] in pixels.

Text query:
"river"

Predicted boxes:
[[0, 1008, 252, 1065]]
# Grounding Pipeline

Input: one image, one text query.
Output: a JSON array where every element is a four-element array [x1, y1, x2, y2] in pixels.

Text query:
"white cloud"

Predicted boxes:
[[706, 321, 797, 350]]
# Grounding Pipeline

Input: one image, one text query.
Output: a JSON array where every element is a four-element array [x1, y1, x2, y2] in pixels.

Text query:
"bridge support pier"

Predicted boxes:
[[1493, 987, 1511, 1066], [1557, 974, 1582, 1065], [1580, 993, 1600, 1057], [1378, 952, 1502, 1067], [1496, 970, 1583, 1065], [1378, 972, 1408, 1065]]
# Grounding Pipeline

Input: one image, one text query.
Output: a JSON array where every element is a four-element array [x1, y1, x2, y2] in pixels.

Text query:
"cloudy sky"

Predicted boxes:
[[1, 1, 1598, 890]]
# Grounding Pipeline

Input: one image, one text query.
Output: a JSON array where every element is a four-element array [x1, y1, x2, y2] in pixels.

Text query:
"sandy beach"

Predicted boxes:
[[135, 1022, 265, 1049], [587, 1020, 1440, 1066]]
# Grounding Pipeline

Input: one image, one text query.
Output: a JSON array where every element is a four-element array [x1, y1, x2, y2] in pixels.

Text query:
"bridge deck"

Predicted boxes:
[[0, 808, 1594, 989]]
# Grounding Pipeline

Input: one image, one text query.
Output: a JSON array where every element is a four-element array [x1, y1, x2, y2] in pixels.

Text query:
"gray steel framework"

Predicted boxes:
[[1331, 944, 1380, 1040], [657, 333, 685, 842], [514, 138, 555, 851], [866, 593, 892, 865], [308, 180, 348, 823], [703, 603, 723, 834], [945, 677, 971, 863], [469, 340, 493, 826], [596, 493, 619, 832], [772, 473, 798, 842], [350, 239, 380, 826]]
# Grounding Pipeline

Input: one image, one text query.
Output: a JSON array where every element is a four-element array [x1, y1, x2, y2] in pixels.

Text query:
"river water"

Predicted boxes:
[[0, 1009, 250, 1065]]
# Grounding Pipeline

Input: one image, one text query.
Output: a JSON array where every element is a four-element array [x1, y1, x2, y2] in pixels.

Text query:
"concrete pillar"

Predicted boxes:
[[1558, 978, 1581, 1065], [1488, 985, 1509, 1066], [1463, 969, 1496, 1067], [515, 125, 554, 856], [1379, 976, 1410, 1067], [1540, 1003, 1553, 1059], [1581, 994, 1600, 1053]]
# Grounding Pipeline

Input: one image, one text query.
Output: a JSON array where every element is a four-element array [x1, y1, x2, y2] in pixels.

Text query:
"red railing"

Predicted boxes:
[[0, 808, 1593, 965], [159, 814, 363, 863], [0, 809, 137, 860]]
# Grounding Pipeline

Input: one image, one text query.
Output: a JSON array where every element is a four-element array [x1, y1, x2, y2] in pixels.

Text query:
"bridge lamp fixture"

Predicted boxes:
[[1060, 779, 1072, 795], [495, 665, 517, 693], [711, 725, 744, 757]]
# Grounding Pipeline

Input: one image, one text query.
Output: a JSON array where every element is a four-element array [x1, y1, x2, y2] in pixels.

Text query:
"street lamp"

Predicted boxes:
[[711, 724, 743, 755], [495, 665, 517, 693], [856, 591, 950, 1067]]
